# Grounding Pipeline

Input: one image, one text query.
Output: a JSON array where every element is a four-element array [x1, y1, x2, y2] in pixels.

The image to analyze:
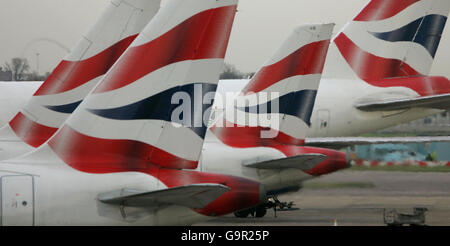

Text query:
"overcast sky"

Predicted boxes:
[[1, 0, 449, 77]]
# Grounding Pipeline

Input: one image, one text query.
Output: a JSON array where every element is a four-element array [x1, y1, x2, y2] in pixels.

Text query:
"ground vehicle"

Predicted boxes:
[[384, 207, 428, 226]]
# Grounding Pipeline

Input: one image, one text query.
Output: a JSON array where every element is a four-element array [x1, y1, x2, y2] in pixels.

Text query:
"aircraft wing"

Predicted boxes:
[[355, 93, 450, 112], [244, 154, 328, 170], [305, 136, 450, 149], [98, 184, 230, 209]]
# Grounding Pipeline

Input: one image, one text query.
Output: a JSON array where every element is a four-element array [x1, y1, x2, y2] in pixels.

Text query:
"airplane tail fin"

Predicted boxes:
[[47, 0, 238, 172], [211, 23, 334, 147], [7, 0, 161, 148], [324, 0, 450, 81]]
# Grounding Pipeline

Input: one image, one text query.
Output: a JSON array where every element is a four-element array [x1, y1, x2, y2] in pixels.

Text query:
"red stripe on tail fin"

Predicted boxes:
[[34, 34, 138, 96], [48, 126, 198, 172], [334, 33, 422, 81], [9, 112, 58, 147], [210, 120, 306, 148], [354, 0, 420, 22], [94, 5, 237, 93], [242, 40, 330, 94]]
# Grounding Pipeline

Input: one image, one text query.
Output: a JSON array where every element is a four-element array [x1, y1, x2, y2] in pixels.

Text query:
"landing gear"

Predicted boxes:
[[233, 205, 267, 218], [233, 195, 297, 218], [266, 196, 296, 218], [270, 196, 295, 209], [255, 206, 267, 218], [234, 210, 251, 218]]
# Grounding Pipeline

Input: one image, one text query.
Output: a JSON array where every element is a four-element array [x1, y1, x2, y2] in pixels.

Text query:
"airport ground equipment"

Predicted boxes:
[[234, 196, 299, 218], [384, 207, 428, 226]]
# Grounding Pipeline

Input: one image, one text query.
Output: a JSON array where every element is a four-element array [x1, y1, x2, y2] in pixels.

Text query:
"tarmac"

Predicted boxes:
[[194, 170, 450, 226]]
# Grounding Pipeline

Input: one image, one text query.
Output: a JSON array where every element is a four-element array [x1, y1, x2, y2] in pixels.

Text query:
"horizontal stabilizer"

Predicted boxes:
[[356, 93, 450, 112], [306, 136, 450, 149], [99, 184, 230, 209], [244, 154, 327, 170]]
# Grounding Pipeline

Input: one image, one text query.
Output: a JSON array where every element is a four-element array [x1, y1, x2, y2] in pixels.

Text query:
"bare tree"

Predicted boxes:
[[244, 72, 256, 79], [4, 58, 30, 81], [24, 71, 50, 81], [220, 63, 244, 80]]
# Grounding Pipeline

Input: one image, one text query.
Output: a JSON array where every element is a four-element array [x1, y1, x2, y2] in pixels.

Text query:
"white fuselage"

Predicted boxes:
[[0, 143, 315, 225], [0, 139, 336, 225], [309, 78, 442, 137], [0, 146, 206, 226], [0, 82, 42, 127], [215, 78, 442, 138]]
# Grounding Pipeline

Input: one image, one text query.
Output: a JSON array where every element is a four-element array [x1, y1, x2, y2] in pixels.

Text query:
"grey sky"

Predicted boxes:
[[1, 0, 449, 77]]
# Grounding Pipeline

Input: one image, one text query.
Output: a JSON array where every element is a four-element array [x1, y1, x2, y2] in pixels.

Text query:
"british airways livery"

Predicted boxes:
[[0, 0, 161, 160], [305, 0, 450, 146], [203, 23, 350, 217], [0, 0, 268, 226], [2, 0, 449, 146], [209, 0, 450, 146]]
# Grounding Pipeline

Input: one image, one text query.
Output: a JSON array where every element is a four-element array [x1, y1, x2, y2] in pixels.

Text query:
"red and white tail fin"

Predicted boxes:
[[211, 23, 334, 147], [46, 0, 238, 172], [5, 0, 161, 150], [325, 0, 450, 81]]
